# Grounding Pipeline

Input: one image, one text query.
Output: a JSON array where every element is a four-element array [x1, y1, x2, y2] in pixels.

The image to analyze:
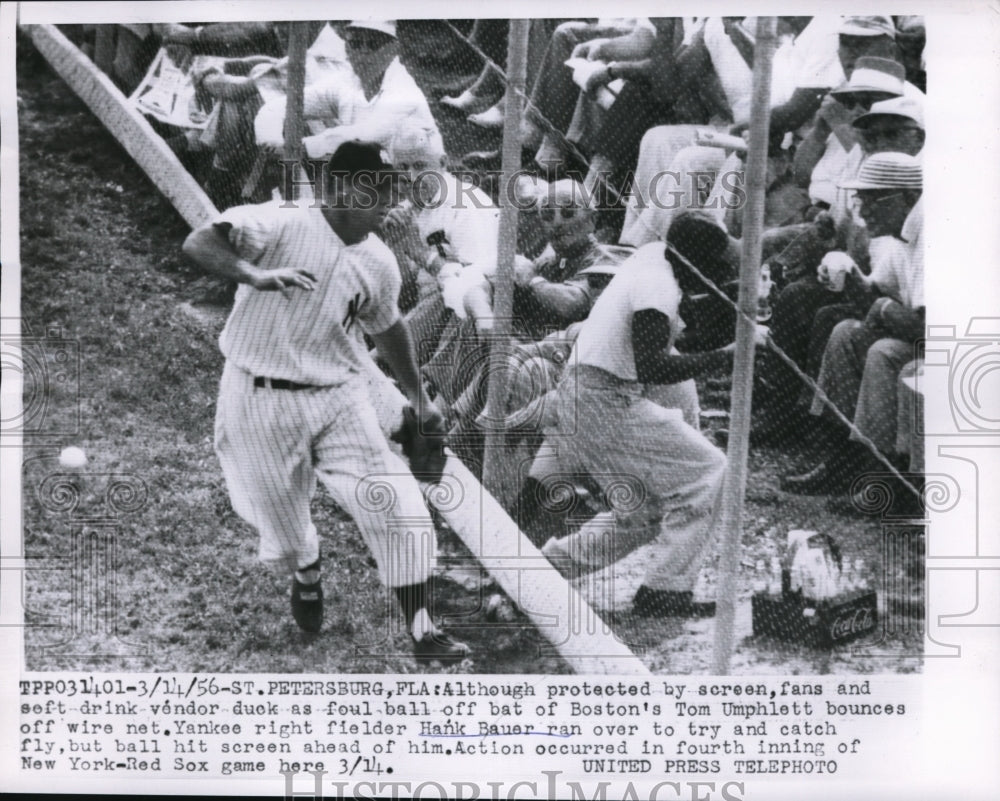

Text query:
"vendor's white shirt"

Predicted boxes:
[[571, 242, 684, 381]]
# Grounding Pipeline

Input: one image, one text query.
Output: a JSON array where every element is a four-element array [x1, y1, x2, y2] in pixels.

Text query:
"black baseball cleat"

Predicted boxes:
[[291, 578, 323, 633], [632, 587, 716, 618], [413, 628, 471, 665]]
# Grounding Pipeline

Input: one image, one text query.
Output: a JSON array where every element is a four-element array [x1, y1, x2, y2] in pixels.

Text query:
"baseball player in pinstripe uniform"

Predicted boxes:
[[182, 141, 470, 663]]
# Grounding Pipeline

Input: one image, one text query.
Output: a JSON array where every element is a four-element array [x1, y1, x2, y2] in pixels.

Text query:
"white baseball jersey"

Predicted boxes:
[[212, 199, 434, 583], [217, 200, 401, 385]]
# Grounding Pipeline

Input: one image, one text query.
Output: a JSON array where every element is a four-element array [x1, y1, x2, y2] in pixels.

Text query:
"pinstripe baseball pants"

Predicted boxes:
[[214, 363, 434, 587]]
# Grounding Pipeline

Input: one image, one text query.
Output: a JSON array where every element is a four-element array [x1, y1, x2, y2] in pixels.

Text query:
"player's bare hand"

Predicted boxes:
[[249, 267, 317, 292]]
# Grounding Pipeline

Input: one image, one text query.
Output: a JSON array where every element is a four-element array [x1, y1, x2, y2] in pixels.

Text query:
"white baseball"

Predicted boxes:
[[58, 446, 88, 469]]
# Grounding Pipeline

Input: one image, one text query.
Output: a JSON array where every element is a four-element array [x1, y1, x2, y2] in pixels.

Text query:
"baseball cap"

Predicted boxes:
[[852, 96, 925, 130], [839, 16, 896, 38], [839, 152, 922, 190], [345, 20, 398, 39], [830, 56, 905, 98], [326, 140, 399, 182]]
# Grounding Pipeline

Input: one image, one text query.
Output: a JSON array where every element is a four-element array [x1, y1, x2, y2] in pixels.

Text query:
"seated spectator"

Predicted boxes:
[[620, 20, 882, 248], [754, 94, 924, 441], [529, 19, 660, 162], [576, 15, 830, 200], [439, 20, 511, 114], [253, 21, 439, 161], [425, 180, 627, 425], [185, 23, 347, 207], [782, 153, 923, 494], [471, 179, 633, 340], [381, 127, 500, 364], [534, 212, 766, 618]]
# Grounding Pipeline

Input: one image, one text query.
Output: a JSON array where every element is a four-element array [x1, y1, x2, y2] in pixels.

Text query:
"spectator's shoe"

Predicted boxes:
[[468, 102, 505, 128], [440, 89, 496, 114], [780, 461, 833, 494], [291, 578, 323, 633], [780, 460, 855, 494], [413, 628, 471, 665], [632, 587, 716, 618]]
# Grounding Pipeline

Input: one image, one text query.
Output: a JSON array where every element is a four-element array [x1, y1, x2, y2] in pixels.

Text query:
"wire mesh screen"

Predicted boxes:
[[39, 16, 929, 667]]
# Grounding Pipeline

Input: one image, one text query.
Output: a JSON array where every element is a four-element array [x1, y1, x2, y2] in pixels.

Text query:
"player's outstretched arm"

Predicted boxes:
[[632, 308, 769, 385], [182, 224, 316, 292], [370, 319, 439, 423]]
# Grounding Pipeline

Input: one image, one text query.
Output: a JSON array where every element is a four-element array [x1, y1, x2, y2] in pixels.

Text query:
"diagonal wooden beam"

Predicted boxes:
[[26, 24, 218, 229]]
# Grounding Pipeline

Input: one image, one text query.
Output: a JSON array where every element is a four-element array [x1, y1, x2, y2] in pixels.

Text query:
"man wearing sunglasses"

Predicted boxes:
[[508, 180, 634, 341], [297, 21, 439, 161], [783, 152, 923, 495]]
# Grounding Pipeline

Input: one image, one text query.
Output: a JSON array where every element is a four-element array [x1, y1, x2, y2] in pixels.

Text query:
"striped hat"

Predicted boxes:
[[839, 16, 896, 38], [840, 152, 922, 190]]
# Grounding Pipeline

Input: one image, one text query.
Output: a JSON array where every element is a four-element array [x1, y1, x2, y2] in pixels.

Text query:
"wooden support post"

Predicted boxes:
[[481, 19, 529, 505], [712, 16, 777, 674]]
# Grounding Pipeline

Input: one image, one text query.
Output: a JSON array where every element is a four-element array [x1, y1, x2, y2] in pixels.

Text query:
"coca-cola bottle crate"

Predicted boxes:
[[751, 588, 878, 647]]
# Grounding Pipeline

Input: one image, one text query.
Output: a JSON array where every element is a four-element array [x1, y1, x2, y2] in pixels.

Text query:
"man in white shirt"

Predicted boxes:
[[380, 127, 500, 366], [256, 21, 439, 160], [182, 142, 470, 664], [540, 212, 767, 617]]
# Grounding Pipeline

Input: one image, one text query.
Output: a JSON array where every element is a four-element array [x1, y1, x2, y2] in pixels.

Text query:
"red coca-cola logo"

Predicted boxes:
[[829, 606, 875, 640]]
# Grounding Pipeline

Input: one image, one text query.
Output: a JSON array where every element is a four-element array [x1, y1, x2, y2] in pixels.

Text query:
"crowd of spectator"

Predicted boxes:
[[87, 15, 926, 616]]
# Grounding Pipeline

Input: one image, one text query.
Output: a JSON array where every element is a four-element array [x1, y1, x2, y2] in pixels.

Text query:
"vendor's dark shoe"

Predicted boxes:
[[632, 587, 716, 618], [413, 628, 471, 665], [291, 578, 323, 633]]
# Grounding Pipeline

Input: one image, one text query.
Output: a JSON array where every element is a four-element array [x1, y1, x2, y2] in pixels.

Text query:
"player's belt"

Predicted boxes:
[[253, 376, 319, 391]]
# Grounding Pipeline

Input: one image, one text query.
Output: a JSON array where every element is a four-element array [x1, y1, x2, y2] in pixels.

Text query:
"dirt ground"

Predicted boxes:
[[16, 26, 924, 676]]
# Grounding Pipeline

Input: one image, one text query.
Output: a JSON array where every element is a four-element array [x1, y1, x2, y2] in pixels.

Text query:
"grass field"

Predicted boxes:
[[17, 27, 923, 675]]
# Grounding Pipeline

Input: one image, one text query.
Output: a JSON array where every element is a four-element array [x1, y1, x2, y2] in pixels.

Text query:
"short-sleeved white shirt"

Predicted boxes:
[[217, 200, 401, 385], [868, 199, 924, 310], [413, 173, 500, 277], [570, 242, 683, 381], [300, 57, 438, 158]]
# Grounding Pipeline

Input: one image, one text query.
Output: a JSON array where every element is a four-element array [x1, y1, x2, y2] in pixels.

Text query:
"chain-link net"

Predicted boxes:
[[46, 17, 929, 652]]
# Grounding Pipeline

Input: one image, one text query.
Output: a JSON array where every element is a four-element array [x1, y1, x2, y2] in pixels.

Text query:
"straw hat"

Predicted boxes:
[[839, 152, 922, 190], [829, 56, 905, 99], [852, 96, 925, 130], [839, 16, 896, 38], [345, 21, 398, 39]]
